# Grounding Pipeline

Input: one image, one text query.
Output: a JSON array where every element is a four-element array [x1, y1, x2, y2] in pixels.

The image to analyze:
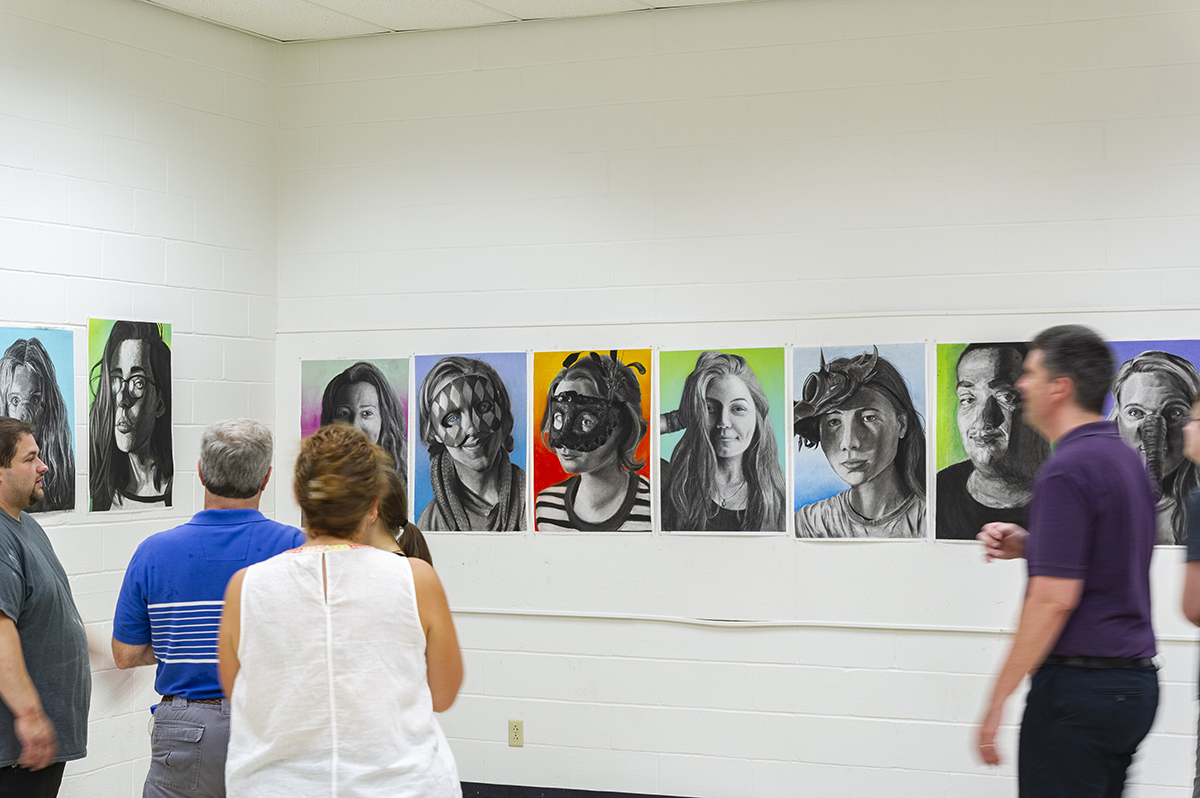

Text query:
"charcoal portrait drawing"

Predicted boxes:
[[659, 349, 786, 533], [533, 350, 651, 532], [935, 342, 1050, 540], [794, 345, 926, 539], [88, 319, 173, 511], [1107, 344, 1200, 545], [415, 353, 527, 532], [0, 329, 75, 512]]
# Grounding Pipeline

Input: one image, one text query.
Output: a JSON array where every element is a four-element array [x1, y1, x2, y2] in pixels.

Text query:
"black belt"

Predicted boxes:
[[1044, 655, 1155, 669], [161, 695, 223, 705]]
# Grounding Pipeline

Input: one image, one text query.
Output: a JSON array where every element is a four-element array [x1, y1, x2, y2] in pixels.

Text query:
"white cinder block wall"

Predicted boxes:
[[6, 0, 1200, 795], [273, 3, 1200, 797], [0, 0, 279, 794]]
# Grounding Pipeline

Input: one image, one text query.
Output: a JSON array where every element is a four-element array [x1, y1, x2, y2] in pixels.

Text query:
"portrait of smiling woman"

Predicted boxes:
[[88, 319, 173, 511], [793, 345, 926, 539], [415, 354, 527, 532], [315, 360, 408, 480], [659, 349, 786, 533]]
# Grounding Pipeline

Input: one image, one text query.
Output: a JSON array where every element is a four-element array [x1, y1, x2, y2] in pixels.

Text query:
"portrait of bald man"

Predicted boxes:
[[936, 342, 1050, 540]]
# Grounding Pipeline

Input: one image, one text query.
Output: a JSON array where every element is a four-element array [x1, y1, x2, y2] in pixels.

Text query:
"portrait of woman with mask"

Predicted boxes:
[[315, 360, 408, 481], [1109, 348, 1200, 545], [534, 350, 651, 532], [416, 354, 526, 532], [659, 350, 786, 533], [88, 319, 173, 511], [0, 332, 75, 513], [793, 346, 926, 539]]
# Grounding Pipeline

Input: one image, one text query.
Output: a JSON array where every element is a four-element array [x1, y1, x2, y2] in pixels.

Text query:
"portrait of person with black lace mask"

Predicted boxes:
[[533, 350, 651, 532]]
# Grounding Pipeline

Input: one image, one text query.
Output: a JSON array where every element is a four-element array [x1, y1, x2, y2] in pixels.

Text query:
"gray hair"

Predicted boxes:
[[200, 418, 273, 499]]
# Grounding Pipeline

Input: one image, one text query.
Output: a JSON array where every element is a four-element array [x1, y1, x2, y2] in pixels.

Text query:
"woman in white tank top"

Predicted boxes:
[[217, 425, 463, 798]]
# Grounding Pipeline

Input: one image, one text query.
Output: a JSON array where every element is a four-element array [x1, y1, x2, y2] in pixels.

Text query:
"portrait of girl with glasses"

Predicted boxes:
[[88, 319, 173, 511]]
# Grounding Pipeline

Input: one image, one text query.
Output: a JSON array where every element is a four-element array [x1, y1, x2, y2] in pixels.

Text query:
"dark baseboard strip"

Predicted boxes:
[[463, 782, 679, 798]]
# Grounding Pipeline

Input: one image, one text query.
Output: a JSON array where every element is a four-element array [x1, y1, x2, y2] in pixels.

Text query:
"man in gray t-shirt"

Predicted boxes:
[[0, 418, 90, 797]]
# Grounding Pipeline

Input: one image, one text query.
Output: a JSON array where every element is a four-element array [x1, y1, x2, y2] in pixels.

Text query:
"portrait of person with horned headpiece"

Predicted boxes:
[[793, 344, 927, 539]]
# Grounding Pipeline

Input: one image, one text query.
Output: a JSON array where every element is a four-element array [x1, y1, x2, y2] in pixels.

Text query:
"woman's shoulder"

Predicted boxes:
[[794, 493, 848, 537]]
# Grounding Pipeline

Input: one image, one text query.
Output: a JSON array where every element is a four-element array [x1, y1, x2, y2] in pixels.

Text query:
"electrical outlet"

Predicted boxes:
[[508, 719, 523, 747]]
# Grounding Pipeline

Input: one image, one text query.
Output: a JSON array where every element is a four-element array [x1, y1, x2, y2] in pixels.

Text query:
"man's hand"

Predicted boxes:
[[977, 703, 1002, 766], [978, 522, 1029, 561], [15, 708, 57, 770]]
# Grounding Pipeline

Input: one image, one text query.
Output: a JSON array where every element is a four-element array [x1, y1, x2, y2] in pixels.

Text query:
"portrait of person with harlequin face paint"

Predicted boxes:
[[1108, 348, 1200, 545], [533, 350, 651, 532], [415, 354, 527, 531]]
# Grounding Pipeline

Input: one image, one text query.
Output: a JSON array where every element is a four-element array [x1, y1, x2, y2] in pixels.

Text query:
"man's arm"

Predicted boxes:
[[1183, 562, 1200, 626], [111, 640, 156, 669], [977, 575, 1082, 765], [0, 615, 56, 770]]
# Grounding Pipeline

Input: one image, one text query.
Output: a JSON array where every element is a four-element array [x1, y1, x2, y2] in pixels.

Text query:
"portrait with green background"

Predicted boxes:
[[87, 318, 172, 412], [936, 343, 970, 470], [659, 347, 788, 469]]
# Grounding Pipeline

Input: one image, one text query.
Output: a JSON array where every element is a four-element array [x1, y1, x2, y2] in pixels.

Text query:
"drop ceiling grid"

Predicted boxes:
[[139, 0, 756, 42]]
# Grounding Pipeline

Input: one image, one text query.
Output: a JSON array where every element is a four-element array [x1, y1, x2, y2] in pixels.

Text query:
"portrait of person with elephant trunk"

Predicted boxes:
[[1109, 348, 1200, 545]]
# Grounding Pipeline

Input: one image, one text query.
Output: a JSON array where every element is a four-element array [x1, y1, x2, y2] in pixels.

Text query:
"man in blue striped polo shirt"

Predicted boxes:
[[112, 419, 303, 798]]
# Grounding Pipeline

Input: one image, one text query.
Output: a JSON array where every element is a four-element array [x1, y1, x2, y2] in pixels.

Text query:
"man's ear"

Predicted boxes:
[[1050, 376, 1074, 405], [197, 460, 205, 487], [258, 467, 272, 494]]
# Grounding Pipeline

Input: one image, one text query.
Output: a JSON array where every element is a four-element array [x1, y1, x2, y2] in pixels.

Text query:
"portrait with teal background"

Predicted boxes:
[[0, 327, 75, 512], [659, 347, 787, 533]]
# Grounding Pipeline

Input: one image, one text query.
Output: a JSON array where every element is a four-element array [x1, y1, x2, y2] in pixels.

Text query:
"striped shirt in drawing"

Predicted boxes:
[[113, 509, 304, 701], [535, 473, 652, 531]]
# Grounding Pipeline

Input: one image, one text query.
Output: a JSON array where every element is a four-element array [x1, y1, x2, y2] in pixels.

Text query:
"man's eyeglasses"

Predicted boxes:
[[1183, 417, 1200, 427], [110, 374, 153, 400]]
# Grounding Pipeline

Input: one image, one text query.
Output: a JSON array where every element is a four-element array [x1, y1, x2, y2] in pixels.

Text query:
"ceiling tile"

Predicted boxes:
[[148, 0, 388, 41], [311, 0, 517, 31], [478, 0, 652, 21]]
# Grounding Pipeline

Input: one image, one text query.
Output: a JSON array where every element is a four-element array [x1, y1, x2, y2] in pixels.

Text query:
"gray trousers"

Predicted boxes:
[[144, 697, 230, 798]]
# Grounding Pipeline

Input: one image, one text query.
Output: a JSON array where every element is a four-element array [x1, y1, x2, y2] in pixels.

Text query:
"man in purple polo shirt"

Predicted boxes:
[[976, 324, 1159, 796]]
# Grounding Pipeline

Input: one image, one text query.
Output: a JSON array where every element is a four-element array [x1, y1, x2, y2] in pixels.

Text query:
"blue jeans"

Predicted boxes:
[[1019, 663, 1159, 798], [144, 697, 231, 798]]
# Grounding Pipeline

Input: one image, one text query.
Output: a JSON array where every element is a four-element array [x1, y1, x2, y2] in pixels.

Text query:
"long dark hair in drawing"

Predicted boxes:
[[320, 361, 408, 481], [89, 321, 173, 511], [1110, 350, 1200, 544], [0, 338, 75, 512], [417, 356, 524, 531], [794, 348, 925, 537], [662, 352, 785, 531]]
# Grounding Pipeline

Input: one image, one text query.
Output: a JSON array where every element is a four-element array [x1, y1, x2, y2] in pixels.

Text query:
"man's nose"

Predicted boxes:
[[981, 395, 1003, 427]]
